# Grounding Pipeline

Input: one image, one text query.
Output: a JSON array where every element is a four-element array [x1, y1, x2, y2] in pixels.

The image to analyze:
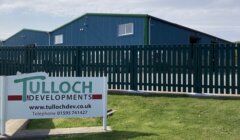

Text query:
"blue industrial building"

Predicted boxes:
[[3, 29, 49, 46], [2, 13, 231, 46]]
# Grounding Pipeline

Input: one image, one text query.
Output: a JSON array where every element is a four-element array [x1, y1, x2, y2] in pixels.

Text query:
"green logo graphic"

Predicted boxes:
[[14, 75, 92, 102]]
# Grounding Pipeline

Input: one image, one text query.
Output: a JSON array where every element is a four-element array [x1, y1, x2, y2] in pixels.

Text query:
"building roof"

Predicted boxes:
[[147, 15, 232, 43], [4, 29, 48, 42], [4, 13, 232, 43], [51, 13, 148, 32], [51, 13, 231, 43]]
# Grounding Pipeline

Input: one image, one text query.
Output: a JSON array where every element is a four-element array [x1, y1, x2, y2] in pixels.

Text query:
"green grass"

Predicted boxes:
[[27, 94, 240, 140]]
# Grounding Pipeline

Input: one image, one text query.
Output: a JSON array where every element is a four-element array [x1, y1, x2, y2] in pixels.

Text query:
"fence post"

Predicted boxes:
[[24, 46, 34, 73], [238, 43, 240, 94], [198, 44, 203, 93], [130, 46, 138, 90], [30, 46, 34, 72], [193, 44, 199, 93]]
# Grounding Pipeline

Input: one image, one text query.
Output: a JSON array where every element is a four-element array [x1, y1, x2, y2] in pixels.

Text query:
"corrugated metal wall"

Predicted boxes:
[[50, 15, 145, 46], [150, 18, 228, 45], [3, 30, 49, 46]]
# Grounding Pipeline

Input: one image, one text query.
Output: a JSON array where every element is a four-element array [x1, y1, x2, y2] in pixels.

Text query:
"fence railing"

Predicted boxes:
[[0, 44, 239, 94]]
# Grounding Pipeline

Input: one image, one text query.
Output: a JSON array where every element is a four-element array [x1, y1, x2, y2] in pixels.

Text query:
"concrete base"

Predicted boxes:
[[1, 126, 111, 139], [0, 119, 29, 139], [5, 119, 29, 136], [13, 126, 111, 139]]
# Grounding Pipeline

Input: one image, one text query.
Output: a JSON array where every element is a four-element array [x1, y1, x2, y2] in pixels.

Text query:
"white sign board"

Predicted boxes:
[[0, 72, 108, 135]]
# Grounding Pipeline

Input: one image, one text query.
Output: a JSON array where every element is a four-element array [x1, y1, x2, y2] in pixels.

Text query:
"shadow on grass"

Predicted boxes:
[[110, 91, 190, 99], [110, 92, 240, 100], [27, 119, 55, 130], [48, 130, 157, 140]]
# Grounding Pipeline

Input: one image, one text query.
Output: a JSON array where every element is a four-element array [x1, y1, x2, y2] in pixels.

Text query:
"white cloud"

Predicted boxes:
[[0, 0, 239, 41]]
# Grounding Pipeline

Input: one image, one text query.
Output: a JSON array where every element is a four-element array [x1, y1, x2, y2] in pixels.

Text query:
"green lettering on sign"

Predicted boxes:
[[82, 81, 92, 93], [29, 81, 40, 94], [51, 81, 59, 93], [72, 81, 81, 93], [14, 76, 46, 102], [59, 81, 71, 93]]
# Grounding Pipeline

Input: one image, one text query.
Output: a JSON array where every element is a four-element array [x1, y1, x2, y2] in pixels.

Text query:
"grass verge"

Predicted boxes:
[[27, 94, 240, 140]]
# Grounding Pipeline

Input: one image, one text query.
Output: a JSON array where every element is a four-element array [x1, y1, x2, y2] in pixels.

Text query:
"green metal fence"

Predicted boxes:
[[0, 44, 239, 94]]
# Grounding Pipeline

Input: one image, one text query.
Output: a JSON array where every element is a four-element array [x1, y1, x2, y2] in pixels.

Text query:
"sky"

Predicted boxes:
[[0, 0, 239, 42]]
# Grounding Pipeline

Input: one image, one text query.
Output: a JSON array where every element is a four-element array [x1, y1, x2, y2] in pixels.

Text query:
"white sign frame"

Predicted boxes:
[[0, 72, 108, 135]]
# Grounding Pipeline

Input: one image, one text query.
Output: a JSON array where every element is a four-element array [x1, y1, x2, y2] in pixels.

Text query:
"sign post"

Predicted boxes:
[[102, 77, 107, 130], [0, 76, 6, 135], [0, 72, 108, 135]]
